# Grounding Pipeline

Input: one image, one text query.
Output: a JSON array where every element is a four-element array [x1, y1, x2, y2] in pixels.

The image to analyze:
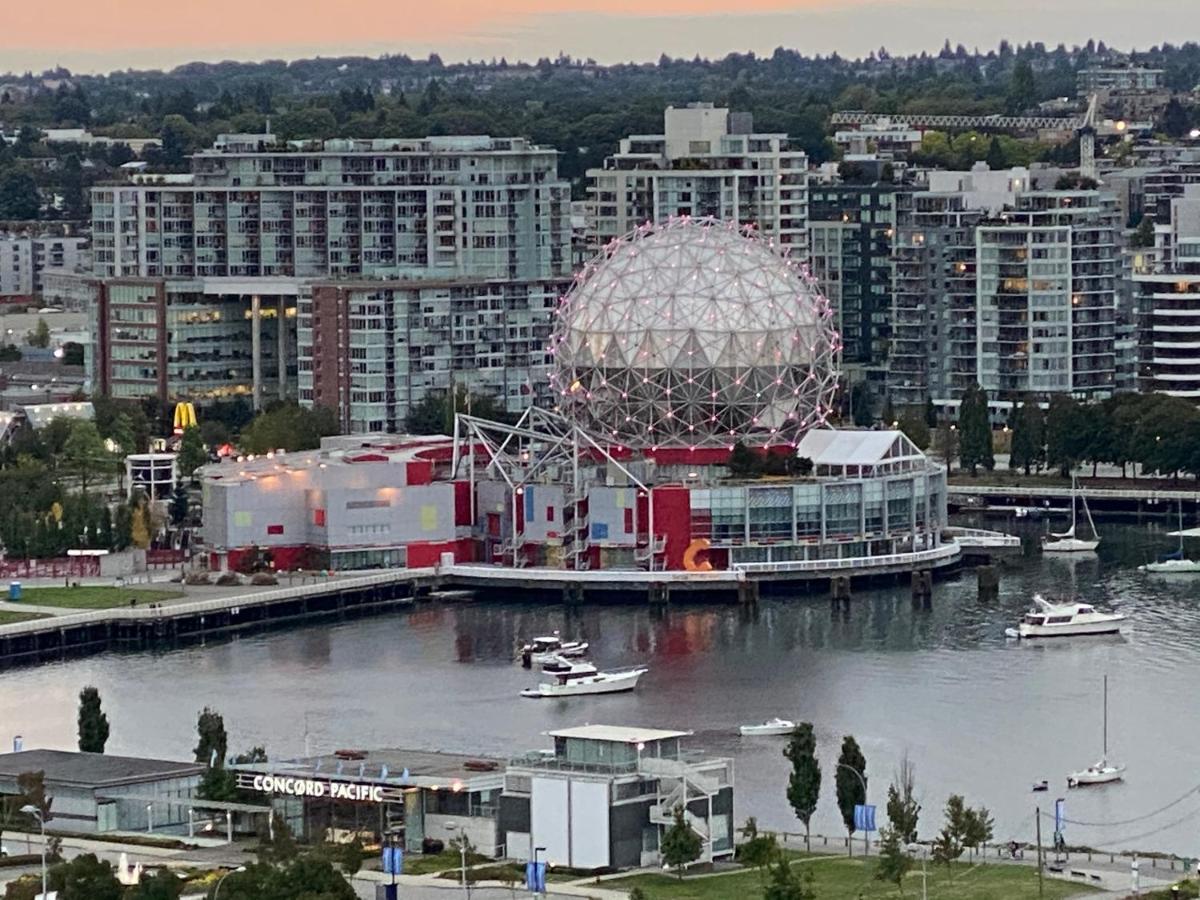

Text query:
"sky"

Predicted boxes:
[[3, 0, 1197, 75]]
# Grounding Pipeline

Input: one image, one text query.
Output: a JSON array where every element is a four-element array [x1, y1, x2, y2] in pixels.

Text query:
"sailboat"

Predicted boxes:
[[1043, 476, 1100, 553], [1139, 501, 1200, 573], [1068, 675, 1125, 787]]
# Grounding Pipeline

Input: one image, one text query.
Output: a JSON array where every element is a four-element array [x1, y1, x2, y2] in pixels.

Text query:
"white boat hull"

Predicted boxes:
[[1043, 538, 1100, 554], [739, 721, 795, 736], [1016, 617, 1125, 638], [1069, 765, 1125, 787], [1140, 559, 1200, 573], [521, 668, 647, 698]]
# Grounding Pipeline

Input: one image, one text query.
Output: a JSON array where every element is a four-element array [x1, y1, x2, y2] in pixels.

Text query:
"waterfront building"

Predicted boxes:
[[0, 749, 202, 835], [502, 726, 733, 868], [87, 132, 571, 408], [585, 104, 808, 254], [0, 231, 89, 301], [889, 164, 1121, 409], [1135, 184, 1200, 397], [201, 219, 950, 578]]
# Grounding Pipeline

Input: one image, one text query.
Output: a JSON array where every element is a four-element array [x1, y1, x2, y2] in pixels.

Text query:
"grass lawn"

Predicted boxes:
[[14, 586, 182, 610], [0, 610, 49, 625], [606, 856, 1097, 900], [402, 850, 490, 876]]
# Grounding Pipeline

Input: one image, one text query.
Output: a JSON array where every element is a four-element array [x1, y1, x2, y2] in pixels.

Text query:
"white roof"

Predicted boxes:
[[797, 428, 922, 466], [21, 401, 94, 430], [547, 725, 691, 744]]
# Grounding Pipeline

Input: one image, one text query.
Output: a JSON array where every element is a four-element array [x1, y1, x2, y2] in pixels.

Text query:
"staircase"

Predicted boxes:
[[641, 756, 722, 860]]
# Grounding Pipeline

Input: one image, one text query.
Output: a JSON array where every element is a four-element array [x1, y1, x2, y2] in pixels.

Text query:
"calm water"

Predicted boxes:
[[3, 519, 1199, 855]]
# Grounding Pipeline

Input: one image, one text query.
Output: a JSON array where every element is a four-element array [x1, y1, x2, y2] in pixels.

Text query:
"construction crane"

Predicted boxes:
[[1078, 93, 1099, 181]]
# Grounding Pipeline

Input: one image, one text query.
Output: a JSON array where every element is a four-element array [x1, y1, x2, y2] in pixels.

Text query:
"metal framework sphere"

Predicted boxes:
[[550, 217, 840, 449]]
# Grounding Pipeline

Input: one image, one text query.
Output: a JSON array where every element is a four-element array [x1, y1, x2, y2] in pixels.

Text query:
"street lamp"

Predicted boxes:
[[20, 805, 44, 900], [906, 843, 929, 900], [835, 763, 870, 854], [213, 865, 247, 899]]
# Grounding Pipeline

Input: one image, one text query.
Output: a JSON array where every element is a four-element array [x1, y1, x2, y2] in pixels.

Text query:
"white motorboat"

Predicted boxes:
[[519, 632, 589, 668], [1043, 477, 1100, 553], [1139, 502, 1200, 573], [1068, 676, 1125, 788], [1004, 595, 1126, 639], [739, 718, 796, 736], [520, 661, 648, 698]]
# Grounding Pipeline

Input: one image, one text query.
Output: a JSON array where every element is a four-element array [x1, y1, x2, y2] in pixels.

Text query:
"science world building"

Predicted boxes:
[[201, 218, 952, 579]]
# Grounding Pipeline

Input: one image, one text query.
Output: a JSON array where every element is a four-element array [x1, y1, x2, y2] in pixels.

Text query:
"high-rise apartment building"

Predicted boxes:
[[889, 164, 1121, 408], [1135, 184, 1200, 397], [585, 104, 808, 253], [808, 181, 904, 402], [88, 133, 572, 411]]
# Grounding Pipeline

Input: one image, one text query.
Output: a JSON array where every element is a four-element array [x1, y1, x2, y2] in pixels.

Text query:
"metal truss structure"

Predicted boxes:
[[549, 216, 840, 450], [451, 407, 658, 569]]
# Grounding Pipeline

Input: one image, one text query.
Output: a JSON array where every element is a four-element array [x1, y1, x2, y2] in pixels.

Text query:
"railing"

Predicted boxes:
[[0, 569, 434, 638], [731, 542, 959, 575], [948, 484, 1200, 501]]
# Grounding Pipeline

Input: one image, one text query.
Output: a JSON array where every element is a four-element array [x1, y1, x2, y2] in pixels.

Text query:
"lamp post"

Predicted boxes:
[[444, 820, 470, 898], [213, 865, 247, 899], [19, 805, 44, 900], [835, 763, 870, 854], [906, 843, 929, 900]]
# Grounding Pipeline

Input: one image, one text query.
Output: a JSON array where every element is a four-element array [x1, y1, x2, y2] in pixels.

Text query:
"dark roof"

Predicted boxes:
[[0, 750, 203, 789]]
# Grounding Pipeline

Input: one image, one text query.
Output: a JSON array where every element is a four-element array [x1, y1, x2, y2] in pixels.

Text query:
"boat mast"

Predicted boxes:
[[1070, 476, 1078, 536], [1102, 674, 1108, 760], [1081, 481, 1097, 541]]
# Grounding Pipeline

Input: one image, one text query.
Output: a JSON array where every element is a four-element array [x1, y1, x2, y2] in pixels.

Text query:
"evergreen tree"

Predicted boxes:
[[97, 505, 113, 550], [885, 755, 921, 844], [114, 503, 133, 551], [1008, 397, 1045, 475], [660, 806, 702, 878], [762, 854, 817, 900], [1045, 394, 1081, 477], [875, 827, 913, 891], [194, 707, 229, 767], [1006, 59, 1037, 114], [176, 425, 207, 478], [835, 735, 867, 850], [77, 685, 110, 753], [783, 722, 821, 851], [958, 383, 994, 476]]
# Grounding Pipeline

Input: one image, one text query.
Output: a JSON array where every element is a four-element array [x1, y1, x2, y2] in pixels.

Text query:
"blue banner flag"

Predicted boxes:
[[382, 847, 403, 875], [525, 861, 547, 893], [853, 803, 876, 833]]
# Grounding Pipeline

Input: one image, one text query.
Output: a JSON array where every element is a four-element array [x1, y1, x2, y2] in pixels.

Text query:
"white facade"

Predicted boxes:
[[585, 104, 808, 254]]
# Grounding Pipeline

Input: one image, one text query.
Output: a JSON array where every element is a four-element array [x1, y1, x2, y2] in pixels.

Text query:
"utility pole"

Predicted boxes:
[[1035, 806, 1045, 900]]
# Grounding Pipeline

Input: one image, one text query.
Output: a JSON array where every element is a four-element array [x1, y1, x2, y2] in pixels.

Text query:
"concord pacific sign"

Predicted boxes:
[[238, 773, 407, 803]]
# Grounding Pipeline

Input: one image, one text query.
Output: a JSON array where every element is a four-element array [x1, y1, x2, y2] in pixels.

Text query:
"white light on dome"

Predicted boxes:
[[550, 217, 839, 448]]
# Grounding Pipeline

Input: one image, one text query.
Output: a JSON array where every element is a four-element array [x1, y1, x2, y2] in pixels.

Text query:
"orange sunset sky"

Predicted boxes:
[[3, 0, 1196, 74]]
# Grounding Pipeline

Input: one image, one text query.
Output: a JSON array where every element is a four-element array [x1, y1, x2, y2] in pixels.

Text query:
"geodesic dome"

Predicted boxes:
[[550, 217, 840, 449]]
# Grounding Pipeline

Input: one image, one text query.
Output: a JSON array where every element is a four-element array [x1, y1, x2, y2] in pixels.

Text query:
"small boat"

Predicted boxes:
[[739, 718, 796, 737], [520, 661, 647, 698], [1068, 675, 1125, 788], [1139, 502, 1200, 573], [519, 632, 589, 668], [1043, 477, 1100, 553], [1031, 780, 1049, 792], [1005, 595, 1125, 639]]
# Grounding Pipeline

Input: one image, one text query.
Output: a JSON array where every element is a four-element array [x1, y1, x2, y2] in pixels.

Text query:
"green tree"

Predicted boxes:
[[129, 497, 151, 550], [932, 794, 969, 864], [240, 403, 338, 454], [114, 503, 133, 551], [16, 770, 51, 824], [63, 419, 110, 495], [194, 707, 228, 767], [26, 318, 51, 349], [0, 171, 40, 220], [1045, 394, 1081, 477], [962, 803, 994, 854], [875, 827, 913, 893], [728, 442, 763, 478], [123, 868, 183, 900], [735, 818, 779, 881], [835, 735, 867, 850], [897, 408, 930, 450], [958, 382, 993, 476], [1008, 397, 1045, 475], [762, 854, 816, 900], [885, 754, 920, 844], [783, 722, 821, 852], [212, 856, 356, 900], [660, 805, 702, 878], [77, 685, 110, 753], [52, 853, 122, 900], [176, 425, 207, 478], [1006, 58, 1036, 114], [1130, 216, 1155, 249], [170, 481, 189, 526]]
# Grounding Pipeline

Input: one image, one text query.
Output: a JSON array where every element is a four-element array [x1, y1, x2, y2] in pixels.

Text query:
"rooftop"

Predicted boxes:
[[797, 428, 926, 468], [546, 725, 692, 744], [0, 749, 202, 788], [234, 748, 505, 789]]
